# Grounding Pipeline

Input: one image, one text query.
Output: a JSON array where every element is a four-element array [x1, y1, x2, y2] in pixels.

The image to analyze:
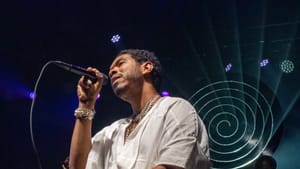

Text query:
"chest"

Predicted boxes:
[[111, 113, 166, 165]]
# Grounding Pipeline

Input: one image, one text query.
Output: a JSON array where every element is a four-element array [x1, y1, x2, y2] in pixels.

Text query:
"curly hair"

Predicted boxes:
[[117, 49, 163, 92]]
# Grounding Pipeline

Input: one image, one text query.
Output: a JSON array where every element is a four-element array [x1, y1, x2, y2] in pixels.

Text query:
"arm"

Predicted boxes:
[[69, 118, 93, 169], [69, 68, 105, 169]]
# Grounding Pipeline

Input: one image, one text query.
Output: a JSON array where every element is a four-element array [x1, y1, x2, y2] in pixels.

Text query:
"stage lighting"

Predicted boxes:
[[111, 34, 120, 43], [189, 80, 275, 169], [161, 91, 169, 96], [97, 94, 101, 100], [29, 92, 36, 100], [280, 59, 294, 73], [260, 59, 269, 67], [225, 63, 232, 72]]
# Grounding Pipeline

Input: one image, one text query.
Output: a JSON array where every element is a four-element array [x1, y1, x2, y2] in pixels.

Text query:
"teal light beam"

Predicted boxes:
[[200, 1, 234, 116], [269, 17, 300, 108], [274, 90, 300, 132], [254, 0, 267, 117]]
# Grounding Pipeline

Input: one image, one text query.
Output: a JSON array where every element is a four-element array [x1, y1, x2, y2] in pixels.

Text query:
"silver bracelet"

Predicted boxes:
[[74, 108, 96, 120]]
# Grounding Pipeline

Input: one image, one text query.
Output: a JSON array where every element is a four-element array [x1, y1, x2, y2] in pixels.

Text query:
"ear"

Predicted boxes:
[[141, 61, 154, 75]]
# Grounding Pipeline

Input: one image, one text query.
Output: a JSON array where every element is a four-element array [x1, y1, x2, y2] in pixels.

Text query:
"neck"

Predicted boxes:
[[130, 87, 159, 114]]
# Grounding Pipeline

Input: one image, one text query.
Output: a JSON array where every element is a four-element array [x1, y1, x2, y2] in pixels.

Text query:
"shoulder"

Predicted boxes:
[[161, 96, 197, 117], [162, 96, 189, 103], [161, 96, 195, 110], [160, 97, 199, 129], [161, 97, 210, 157]]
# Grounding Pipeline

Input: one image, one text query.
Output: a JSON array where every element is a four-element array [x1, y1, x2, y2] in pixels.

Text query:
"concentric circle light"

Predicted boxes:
[[189, 81, 274, 169]]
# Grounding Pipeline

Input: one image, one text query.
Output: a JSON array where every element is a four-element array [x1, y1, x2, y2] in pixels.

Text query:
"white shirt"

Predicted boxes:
[[86, 96, 210, 169]]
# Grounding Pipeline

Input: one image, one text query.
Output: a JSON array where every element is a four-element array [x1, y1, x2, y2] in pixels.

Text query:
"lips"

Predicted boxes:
[[110, 74, 122, 84]]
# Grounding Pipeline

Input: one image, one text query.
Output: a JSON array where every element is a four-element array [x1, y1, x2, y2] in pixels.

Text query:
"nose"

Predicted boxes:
[[109, 67, 117, 79]]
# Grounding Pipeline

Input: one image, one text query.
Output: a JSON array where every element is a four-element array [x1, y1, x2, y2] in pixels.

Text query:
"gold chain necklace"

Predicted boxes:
[[124, 95, 161, 142]]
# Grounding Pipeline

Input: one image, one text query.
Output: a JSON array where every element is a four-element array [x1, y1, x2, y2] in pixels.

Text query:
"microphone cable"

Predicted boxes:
[[30, 60, 106, 169], [29, 61, 57, 169]]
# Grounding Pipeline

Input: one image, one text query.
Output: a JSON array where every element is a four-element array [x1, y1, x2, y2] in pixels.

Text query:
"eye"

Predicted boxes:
[[118, 60, 125, 66]]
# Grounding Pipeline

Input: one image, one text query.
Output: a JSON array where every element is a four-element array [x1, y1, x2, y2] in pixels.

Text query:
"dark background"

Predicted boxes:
[[0, 0, 299, 168]]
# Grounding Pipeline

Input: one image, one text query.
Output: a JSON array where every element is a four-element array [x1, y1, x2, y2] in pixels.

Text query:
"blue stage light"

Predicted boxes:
[[161, 91, 169, 96], [29, 92, 36, 100], [111, 34, 120, 43], [260, 59, 269, 67], [225, 63, 232, 72]]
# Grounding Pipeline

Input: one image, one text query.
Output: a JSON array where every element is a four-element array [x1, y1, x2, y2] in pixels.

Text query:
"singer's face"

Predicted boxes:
[[109, 54, 143, 99]]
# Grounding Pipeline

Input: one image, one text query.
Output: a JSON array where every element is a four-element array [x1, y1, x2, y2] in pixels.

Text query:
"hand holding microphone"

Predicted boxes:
[[77, 67, 103, 109], [53, 61, 108, 109], [30, 60, 105, 168]]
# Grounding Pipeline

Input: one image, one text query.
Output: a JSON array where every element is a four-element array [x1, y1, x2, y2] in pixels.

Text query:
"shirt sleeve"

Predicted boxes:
[[154, 98, 210, 169], [85, 129, 108, 169]]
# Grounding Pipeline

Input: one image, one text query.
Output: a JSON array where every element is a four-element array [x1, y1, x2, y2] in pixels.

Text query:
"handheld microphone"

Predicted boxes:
[[53, 61, 109, 85]]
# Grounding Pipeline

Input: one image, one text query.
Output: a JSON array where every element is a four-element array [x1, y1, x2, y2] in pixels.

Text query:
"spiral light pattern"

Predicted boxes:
[[189, 80, 274, 169]]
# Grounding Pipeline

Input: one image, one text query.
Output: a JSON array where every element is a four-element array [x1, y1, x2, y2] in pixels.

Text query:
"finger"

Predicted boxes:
[[86, 67, 104, 83], [85, 67, 104, 93], [78, 76, 85, 85], [86, 68, 104, 86], [79, 76, 92, 89], [87, 67, 93, 71], [94, 70, 104, 79]]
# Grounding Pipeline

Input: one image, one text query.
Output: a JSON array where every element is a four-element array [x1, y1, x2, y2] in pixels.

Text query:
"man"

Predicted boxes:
[[68, 49, 211, 169]]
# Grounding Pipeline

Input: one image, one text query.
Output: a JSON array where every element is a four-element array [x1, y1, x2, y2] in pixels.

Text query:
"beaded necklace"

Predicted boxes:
[[124, 95, 161, 143]]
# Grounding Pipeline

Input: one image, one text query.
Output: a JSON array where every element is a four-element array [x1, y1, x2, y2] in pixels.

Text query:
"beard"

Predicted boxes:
[[112, 82, 128, 97], [111, 69, 143, 99]]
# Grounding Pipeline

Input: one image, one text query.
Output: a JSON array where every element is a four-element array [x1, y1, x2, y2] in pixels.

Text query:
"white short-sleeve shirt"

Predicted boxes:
[[85, 96, 210, 169]]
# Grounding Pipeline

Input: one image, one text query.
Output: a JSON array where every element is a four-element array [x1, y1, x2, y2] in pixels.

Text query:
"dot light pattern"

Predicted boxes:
[[111, 34, 121, 43], [260, 59, 269, 67], [280, 59, 294, 73], [225, 63, 232, 72], [189, 81, 274, 169]]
